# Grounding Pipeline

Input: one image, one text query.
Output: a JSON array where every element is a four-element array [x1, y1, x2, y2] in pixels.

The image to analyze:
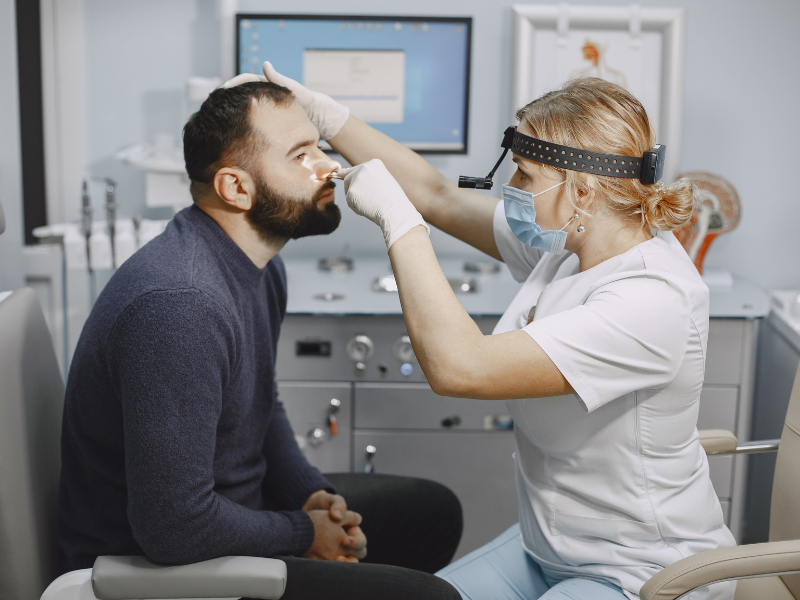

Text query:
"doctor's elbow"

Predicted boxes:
[[426, 359, 476, 398]]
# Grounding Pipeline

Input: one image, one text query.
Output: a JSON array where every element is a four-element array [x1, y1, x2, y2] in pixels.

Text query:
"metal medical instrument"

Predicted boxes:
[[93, 177, 117, 269], [81, 180, 96, 302], [459, 126, 666, 190], [327, 169, 346, 180], [81, 180, 92, 265]]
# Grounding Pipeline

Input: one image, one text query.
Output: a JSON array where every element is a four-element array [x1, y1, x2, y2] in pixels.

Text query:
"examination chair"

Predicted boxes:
[[0, 288, 287, 600], [642, 362, 800, 600]]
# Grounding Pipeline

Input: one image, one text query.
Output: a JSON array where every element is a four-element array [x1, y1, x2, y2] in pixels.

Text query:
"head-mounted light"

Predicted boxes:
[[458, 127, 666, 190]]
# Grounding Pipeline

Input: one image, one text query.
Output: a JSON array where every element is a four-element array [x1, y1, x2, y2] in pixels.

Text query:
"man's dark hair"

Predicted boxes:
[[183, 82, 294, 189]]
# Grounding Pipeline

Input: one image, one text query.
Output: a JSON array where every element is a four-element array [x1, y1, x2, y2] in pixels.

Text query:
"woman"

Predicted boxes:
[[250, 65, 736, 599]]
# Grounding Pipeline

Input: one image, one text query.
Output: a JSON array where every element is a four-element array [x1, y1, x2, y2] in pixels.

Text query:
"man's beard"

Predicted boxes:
[[247, 175, 341, 242]]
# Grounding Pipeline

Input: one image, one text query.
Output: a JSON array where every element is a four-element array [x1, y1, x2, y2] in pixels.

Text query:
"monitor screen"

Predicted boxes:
[[236, 15, 472, 153]]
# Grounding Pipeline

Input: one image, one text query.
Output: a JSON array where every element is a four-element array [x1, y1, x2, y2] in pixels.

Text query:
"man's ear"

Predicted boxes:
[[213, 167, 255, 211]]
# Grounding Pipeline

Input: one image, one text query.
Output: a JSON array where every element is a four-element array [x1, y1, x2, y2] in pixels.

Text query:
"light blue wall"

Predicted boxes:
[[0, 0, 24, 292], [83, 0, 800, 289]]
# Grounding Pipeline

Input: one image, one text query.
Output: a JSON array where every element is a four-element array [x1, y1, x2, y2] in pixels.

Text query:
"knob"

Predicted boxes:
[[400, 363, 413, 377], [378, 363, 389, 374], [364, 445, 377, 474], [307, 427, 326, 447], [346, 335, 375, 362], [328, 398, 341, 414], [393, 335, 415, 362]]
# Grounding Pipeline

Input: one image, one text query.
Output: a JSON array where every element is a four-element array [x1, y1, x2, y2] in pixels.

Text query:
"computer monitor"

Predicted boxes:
[[236, 15, 472, 154]]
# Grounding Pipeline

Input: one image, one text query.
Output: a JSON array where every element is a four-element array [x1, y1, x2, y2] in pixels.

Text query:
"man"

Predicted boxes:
[[58, 82, 461, 599]]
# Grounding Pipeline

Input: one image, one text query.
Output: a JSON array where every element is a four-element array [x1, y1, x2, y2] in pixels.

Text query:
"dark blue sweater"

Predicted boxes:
[[58, 205, 333, 571]]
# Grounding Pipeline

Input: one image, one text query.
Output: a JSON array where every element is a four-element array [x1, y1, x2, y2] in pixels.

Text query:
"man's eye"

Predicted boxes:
[[294, 153, 306, 161], [518, 168, 527, 180]]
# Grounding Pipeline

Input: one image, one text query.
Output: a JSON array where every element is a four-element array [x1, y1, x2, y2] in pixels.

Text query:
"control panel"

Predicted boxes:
[[276, 315, 499, 382]]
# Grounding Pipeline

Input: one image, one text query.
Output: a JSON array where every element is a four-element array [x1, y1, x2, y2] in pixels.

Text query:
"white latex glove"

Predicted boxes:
[[341, 160, 430, 250], [262, 61, 350, 140]]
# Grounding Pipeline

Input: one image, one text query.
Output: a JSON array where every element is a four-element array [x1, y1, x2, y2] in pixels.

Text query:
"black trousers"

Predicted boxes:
[[271, 473, 463, 600]]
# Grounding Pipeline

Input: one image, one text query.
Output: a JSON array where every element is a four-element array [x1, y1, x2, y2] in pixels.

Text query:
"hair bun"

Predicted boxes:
[[641, 178, 696, 231]]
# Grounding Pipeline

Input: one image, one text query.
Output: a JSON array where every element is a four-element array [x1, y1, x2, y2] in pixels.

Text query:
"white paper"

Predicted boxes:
[[304, 49, 405, 123]]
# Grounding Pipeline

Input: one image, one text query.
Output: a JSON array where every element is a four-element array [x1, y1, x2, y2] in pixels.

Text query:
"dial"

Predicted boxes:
[[346, 335, 375, 362], [393, 335, 415, 363]]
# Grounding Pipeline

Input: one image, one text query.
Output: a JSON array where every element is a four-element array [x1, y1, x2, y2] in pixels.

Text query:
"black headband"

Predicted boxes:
[[508, 128, 665, 184], [458, 127, 666, 190]]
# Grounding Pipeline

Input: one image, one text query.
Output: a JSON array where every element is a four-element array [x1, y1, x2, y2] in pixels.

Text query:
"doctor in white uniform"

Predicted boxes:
[[233, 66, 736, 599]]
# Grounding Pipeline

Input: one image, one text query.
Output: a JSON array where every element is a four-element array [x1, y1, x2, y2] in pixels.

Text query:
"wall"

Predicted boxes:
[[0, 0, 24, 293], [81, 0, 800, 289]]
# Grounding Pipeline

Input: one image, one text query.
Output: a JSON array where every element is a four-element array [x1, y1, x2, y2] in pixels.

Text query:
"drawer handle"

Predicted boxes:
[[364, 445, 377, 474], [441, 415, 462, 428]]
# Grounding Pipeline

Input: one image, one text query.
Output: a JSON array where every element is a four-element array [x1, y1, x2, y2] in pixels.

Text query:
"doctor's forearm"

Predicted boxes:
[[388, 226, 493, 397], [330, 116, 502, 260], [388, 228, 573, 400]]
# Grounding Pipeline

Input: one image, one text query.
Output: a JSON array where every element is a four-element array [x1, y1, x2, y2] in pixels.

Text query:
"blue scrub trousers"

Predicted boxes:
[[437, 524, 629, 600]]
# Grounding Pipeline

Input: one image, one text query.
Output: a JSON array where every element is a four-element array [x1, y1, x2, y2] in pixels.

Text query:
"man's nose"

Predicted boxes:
[[309, 156, 342, 182]]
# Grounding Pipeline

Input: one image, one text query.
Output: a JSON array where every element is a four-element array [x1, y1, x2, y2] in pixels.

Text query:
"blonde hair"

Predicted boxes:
[[515, 78, 695, 231]]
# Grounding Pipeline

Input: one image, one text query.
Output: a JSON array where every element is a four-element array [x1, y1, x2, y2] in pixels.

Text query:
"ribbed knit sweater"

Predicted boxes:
[[58, 205, 332, 571]]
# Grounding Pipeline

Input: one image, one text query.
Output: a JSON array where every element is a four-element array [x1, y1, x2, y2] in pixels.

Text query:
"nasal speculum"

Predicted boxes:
[[310, 168, 346, 182], [310, 166, 355, 182]]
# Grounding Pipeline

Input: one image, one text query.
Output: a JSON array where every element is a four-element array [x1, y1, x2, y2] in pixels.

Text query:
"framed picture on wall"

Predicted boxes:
[[512, 5, 686, 183]]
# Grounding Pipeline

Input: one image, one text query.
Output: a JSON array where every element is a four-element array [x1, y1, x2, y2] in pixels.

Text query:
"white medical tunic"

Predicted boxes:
[[491, 202, 736, 600]]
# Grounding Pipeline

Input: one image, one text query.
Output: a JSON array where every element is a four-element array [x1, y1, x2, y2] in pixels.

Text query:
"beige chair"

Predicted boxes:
[[642, 363, 800, 600], [0, 288, 286, 600]]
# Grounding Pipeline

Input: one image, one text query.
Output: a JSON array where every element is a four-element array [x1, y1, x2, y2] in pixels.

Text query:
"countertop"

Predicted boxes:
[[284, 257, 518, 317], [283, 257, 771, 320]]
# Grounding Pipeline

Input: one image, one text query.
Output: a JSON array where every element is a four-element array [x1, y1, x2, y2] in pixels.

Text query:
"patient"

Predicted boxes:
[[58, 82, 461, 600]]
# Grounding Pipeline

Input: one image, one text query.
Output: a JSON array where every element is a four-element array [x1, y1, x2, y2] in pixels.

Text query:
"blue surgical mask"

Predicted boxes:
[[503, 183, 576, 255]]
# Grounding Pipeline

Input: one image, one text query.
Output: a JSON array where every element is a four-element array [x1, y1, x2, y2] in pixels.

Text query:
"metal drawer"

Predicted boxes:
[[354, 383, 511, 431], [706, 320, 745, 385], [277, 381, 352, 473], [353, 430, 518, 559]]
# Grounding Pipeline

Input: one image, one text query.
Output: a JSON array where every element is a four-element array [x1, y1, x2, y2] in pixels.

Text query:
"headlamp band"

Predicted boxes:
[[457, 127, 666, 190], [504, 127, 666, 185]]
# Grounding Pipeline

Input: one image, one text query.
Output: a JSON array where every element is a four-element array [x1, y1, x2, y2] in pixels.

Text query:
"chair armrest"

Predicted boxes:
[[698, 429, 738, 453], [41, 569, 95, 600], [91, 555, 286, 600], [640, 540, 800, 600], [698, 429, 780, 455]]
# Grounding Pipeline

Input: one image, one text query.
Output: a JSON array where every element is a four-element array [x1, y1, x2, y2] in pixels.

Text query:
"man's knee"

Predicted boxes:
[[322, 473, 463, 572], [278, 557, 462, 600]]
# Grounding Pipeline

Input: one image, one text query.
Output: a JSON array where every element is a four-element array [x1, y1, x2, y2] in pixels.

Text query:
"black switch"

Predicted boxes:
[[296, 341, 332, 357], [441, 415, 462, 428]]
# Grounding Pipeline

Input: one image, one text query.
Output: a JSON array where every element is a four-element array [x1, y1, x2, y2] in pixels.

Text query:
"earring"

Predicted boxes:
[[577, 213, 585, 233]]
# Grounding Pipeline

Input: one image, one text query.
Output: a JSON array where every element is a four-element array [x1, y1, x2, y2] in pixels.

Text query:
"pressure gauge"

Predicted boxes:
[[393, 335, 415, 363], [346, 335, 375, 363]]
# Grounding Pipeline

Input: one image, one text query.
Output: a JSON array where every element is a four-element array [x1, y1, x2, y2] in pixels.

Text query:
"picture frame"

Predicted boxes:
[[512, 5, 686, 183]]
